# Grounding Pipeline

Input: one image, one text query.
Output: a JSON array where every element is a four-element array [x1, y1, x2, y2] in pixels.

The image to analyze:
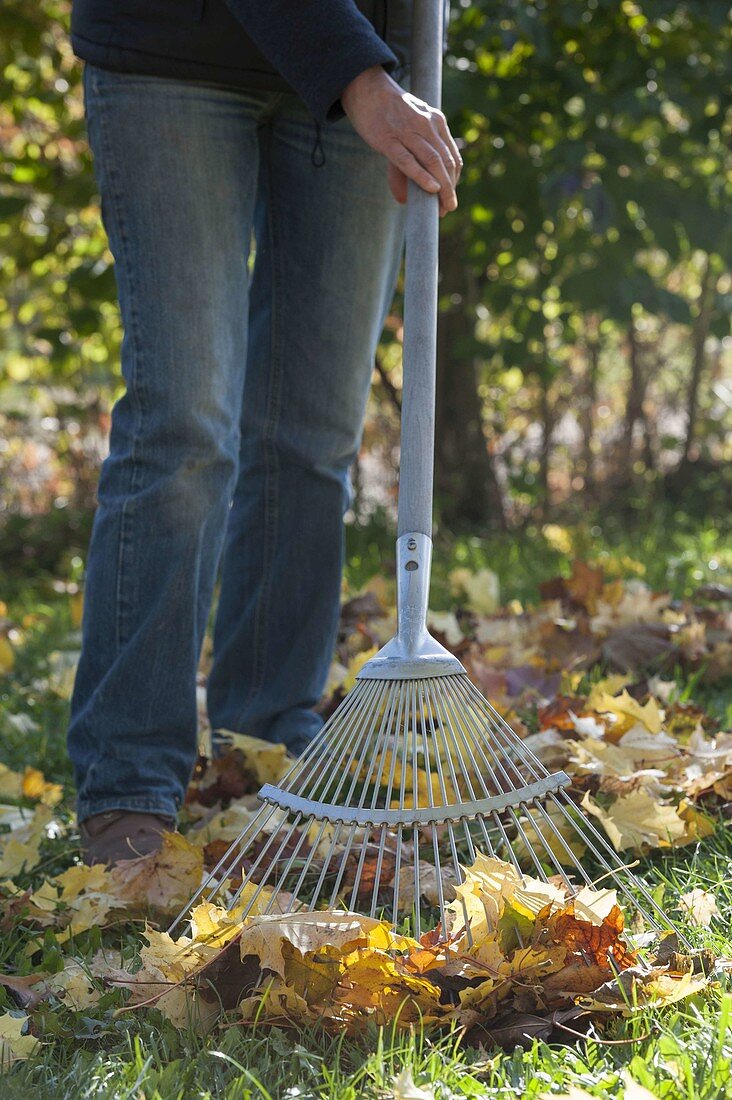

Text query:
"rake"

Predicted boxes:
[[171, 0, 685, 947]]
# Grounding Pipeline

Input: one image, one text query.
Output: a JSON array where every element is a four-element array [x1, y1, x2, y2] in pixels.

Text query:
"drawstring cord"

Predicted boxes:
[[311, 121, 326, 168]]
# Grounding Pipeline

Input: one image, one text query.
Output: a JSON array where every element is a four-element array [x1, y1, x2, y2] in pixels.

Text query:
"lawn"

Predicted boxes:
[[1, 515, 731, 1099]]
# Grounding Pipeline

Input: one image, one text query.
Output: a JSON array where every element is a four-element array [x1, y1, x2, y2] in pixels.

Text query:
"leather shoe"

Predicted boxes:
[[79, 810, 176, 866]]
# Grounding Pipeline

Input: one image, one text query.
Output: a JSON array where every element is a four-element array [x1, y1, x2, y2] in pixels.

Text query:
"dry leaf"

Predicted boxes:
[[581, 791, 689, 852], [108, 831, 203, 914], [391, 1068, 435, 1100], [678, 888, 720, 928], [0, 1012, 38, 1066], [449, 567, 500, 615], [0, 805, 55, 878]]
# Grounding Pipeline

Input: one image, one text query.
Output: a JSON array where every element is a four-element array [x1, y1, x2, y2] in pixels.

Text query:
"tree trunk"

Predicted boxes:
[[538, 363, 552, 515], [434, 231, 506, 530], [580, 315, 600, 492], [681, 254, 714, 467], [622, 319, 645, 478]]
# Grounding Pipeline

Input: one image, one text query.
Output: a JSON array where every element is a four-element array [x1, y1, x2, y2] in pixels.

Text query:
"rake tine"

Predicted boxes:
[[549, 791, 692, 946]]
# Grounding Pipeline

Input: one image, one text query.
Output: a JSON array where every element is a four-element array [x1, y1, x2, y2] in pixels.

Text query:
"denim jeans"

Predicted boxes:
[[69, 65, 404, 823]]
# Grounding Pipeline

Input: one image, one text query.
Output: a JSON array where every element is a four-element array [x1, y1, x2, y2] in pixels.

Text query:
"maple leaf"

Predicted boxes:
[[238, 912, 383, 980], [20, 767, 63, 806], [0, 1012, 38, 1066], [678, 888, 720, 928], [107, 831, 203, 915], [207, 732, 291, 786], [512, 802, 588, 866], [0, 804, 55, 878], [581, 791, 688, 851], [117, 926, 222, 1030], [592, 689, 664, 737], [449, 567, 500, 615], [0, 764, 24, 801], [566, 560, 605, 612], [427, 610, 464, 647]]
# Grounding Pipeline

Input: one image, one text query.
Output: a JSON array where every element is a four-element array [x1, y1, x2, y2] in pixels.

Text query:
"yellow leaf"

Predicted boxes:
[[108, 831, 203, 913], [572, 887, 619, 926], [21, 767, 63, 806], [513, 802, 587, 866], [677, 801, 716, 842], [591, 690, 663, 735], [0, 637, 15, 675], [210, 732, 291, 785], [69, 591, 84, 628], [343, 646, 379, 691], [0, 805, 54, 878], [427, 611, 464, 647], [47, 960, 100, 1010], [56, 862, 111, 900], [239, 975, 311, 1023], [621, 1072, 661, 1100], [642, 968, 709, 1006], [448, 567, 500, 615], [0, 1012, 38, 1066], [119, 926, 221, 1030], [586, 675, 632, 707], [238, 912, 383, 979], [581, 791, 687, 852], [448, 855, 566, 946], [678, 888, 719, 928], [0, 765, 23, 800]]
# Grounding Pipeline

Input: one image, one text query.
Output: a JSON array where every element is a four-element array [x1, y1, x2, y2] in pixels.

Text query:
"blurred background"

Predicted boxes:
[[1, 0, 730, 606]]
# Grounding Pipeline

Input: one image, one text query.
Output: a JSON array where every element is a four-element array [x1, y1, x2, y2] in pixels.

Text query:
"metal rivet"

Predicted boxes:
[[407, 537, 417, 550]]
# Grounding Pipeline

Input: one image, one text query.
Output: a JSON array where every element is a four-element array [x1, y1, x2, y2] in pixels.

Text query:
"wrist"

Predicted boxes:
[[341, 65, 393, 114]]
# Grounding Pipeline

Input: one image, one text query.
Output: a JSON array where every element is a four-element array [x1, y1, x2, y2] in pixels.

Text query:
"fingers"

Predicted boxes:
[[386, 141, 441, 199], [434, 110, 463, 181], [387, 163, 408, 205], [404, 132, 458, 213]]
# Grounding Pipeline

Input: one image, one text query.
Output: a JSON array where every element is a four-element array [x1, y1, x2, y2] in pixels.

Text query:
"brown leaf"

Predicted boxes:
[[602, 622, 673, 673], [108, 831, 203, 914], [566, 560, 605, 612], [186, 750, 260, 808]]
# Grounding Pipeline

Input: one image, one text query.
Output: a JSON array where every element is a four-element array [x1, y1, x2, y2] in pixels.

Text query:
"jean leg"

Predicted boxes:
[[207, 101, 405, 751], [69, 68, 261, 820]]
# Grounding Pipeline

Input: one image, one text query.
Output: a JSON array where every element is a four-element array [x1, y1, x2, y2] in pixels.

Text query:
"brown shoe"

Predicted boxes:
[[79, 810, 176, 866]]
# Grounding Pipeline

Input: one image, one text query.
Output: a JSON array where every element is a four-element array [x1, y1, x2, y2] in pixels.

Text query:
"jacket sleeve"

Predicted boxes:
[[225, 0, 398, 122]]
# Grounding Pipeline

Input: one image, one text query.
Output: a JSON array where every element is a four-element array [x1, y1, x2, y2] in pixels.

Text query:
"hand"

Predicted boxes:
[[341, 66, 462, 216]]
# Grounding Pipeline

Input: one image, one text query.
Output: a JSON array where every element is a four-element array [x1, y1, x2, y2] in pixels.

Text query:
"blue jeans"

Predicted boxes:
[[69, 65, 404, 823]]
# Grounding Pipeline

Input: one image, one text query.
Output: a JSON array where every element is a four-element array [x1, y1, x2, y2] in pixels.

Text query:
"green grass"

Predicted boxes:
[[345, 503, 731, 606], [1, 513, 731, 1099]]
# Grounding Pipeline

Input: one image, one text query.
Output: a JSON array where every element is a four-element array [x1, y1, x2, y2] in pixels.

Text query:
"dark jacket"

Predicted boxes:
[[71, 0, 412, 123]]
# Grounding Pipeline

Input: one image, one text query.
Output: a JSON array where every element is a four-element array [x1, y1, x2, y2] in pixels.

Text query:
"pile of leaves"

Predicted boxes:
[[0, 561, 729, 1066], [106, 855, 713, 1042]]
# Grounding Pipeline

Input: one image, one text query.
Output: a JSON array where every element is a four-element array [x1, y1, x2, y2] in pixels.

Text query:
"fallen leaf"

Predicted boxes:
[[108, 831, 203, 914], [0, 1012, 37, 1065], [581, 791, 689, 852], [391, 1068, 435, 1100], [678, 888, 720, 928], [449, 567, 500, 615]]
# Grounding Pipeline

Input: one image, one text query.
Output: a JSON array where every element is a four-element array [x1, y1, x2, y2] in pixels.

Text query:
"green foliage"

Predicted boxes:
[[0, 1, 120, 394], [444, 0, 730, 326], [0, 0, 730, 563]]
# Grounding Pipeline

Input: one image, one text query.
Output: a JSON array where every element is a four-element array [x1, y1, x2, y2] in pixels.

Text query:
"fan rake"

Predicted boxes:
[[171, 0, 685, 948]]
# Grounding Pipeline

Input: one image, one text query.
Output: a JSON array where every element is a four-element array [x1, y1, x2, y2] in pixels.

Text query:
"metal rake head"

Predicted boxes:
[[171, 667, 686, 947]]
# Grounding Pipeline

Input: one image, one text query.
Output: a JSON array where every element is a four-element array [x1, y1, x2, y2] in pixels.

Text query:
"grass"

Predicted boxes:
[[1, 513, 731, 1098]]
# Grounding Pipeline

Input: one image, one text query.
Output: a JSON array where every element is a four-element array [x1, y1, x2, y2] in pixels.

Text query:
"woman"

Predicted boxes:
[[67, 0, 461, 865]]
